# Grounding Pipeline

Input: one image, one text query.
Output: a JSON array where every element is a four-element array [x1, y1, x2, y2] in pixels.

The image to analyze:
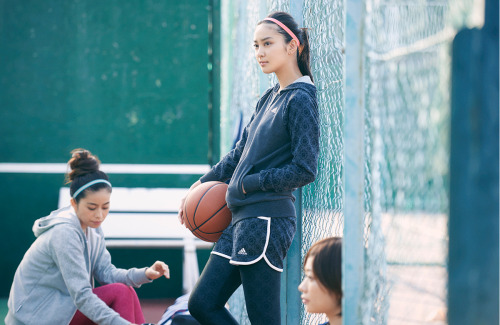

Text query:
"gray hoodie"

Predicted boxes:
[[5, 206, 151, 325]]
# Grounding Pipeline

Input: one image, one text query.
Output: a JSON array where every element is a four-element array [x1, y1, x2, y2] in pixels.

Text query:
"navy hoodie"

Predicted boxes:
[[201, 77, 319, 223]]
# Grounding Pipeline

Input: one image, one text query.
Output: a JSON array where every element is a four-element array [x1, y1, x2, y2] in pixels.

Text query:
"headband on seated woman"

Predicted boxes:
[[264, 17, 300, 47], [72, 179, 112, 199]]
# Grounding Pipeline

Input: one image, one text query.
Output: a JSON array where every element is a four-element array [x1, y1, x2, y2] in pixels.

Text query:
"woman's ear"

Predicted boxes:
[[288, 39, 299, 54], [70, 198, 77, 210], [336, 293, 342, 307]]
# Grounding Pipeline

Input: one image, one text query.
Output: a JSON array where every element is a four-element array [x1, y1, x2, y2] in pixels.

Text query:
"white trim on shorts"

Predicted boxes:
[[211, 251, 231, 260], [228, 217, 283, 272]]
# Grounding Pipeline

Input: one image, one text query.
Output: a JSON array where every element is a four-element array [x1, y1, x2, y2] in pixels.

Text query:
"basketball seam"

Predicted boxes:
[[192, 182, 224, 230], [184, 182, 220, 231], [192, 229, 212, 242], [192, 203, 228, 233]]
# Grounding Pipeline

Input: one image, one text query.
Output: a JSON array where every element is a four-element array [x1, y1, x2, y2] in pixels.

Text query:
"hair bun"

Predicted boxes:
[[66, 148, 101, 182]]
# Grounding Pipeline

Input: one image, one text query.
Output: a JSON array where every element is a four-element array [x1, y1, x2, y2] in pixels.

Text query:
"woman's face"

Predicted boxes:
[[71, 188, 111, 231], [253, 23, 292, 75], [298, 256, 340, 315]]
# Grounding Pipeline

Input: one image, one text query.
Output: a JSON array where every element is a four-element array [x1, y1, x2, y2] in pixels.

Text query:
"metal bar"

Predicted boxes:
[[367, 27, 456, 61], [104, 239, 214, 249], [343, 0, 366, 323], [0, 163, 210, 174], [259, 0, 269, 95], [286, 188, 303, 325], [282, 4, 305, 325], [290, 0, 304, 26], [209, 0, 222, 165], [220, 0, 234, 153]]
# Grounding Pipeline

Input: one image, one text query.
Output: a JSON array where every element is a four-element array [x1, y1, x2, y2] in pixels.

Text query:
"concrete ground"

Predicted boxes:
[[388, 265, 447, 325], [383, 213, 448, 325], [142, 298, 176, 323]]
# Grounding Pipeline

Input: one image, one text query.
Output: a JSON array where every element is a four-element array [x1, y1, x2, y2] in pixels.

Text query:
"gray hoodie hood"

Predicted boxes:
[[33, 205, 81, 238]]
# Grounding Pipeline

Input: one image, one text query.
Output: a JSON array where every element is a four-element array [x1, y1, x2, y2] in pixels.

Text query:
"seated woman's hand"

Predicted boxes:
[[145, 261, 170, 280]]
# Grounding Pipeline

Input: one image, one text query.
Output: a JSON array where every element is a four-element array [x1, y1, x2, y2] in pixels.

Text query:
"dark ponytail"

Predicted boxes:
[[259, 11, 314, 82], [297, 27, 312, 81], [66, 148, 111, 202]]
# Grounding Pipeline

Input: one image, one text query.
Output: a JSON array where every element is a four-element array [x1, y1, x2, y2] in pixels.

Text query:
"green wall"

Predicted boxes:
[[0, 0, 219, 298], [1, 0, 215, 163]]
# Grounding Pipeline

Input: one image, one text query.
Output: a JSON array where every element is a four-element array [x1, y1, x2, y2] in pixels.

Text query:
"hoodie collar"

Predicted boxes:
[[33, 205, 83, 237], [292, 75, 314, 85], [273, 75, 316, 95]]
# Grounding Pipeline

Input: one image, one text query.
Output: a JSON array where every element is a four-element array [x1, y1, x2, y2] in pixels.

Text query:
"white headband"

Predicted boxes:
[[72, 179, 112, 199]]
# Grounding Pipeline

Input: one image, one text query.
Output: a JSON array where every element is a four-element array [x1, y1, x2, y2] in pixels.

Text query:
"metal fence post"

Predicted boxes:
[[343, 0, 366, 323], [280, 3, 305, 325], [448, 0, 499, 323]]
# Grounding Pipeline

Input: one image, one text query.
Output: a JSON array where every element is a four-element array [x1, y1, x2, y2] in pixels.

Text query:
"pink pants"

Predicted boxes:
[[70, 283, 145, 325]]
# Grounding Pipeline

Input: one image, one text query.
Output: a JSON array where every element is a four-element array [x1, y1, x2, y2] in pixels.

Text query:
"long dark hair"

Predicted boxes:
[[66, 148, 111, 203], [258, 11, 313, 82], [304, 237, 342, 299]]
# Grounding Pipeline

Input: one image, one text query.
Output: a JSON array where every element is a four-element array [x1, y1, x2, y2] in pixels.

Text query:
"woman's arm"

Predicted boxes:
[[50, 226, 130, 325], [91, 231, 155, 287], [201, 88, 274, 183], [200, 112, 255, 183], [242, 93, 320, 193], [179, 109, 259, 225]]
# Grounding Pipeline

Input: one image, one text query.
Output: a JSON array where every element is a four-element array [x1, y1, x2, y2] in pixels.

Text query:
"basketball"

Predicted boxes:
[[183, 181, 232, 242]]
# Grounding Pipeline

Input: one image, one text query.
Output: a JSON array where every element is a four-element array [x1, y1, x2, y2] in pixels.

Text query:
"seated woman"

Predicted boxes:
[[5, 149, 170, 325], [299, 237, 342, 325]]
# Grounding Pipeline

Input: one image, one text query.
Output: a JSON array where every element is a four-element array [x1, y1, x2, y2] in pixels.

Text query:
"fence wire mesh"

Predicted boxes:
[[364, 1, 477, 324], [219, 0, 478, 324], [301, 0, 345, 324]]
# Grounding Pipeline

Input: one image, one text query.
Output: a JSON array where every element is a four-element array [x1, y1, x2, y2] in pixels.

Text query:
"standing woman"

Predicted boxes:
[[299, 237, 342, 325], [179, 11, 319, 325], [6, 149, 170, 325]]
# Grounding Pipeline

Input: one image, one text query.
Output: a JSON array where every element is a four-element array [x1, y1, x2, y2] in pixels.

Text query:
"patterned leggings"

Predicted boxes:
[[188, 254, 281, 325]]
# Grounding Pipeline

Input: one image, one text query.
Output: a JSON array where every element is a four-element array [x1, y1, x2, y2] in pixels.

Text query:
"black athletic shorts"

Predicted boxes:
[[211, 216, 296, 272]]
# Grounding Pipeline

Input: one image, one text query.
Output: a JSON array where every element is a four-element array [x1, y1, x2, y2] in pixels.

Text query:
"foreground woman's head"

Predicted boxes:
[[299, 237, 342, 322]]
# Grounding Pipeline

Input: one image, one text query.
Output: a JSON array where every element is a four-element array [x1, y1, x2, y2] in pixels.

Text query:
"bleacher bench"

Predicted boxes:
[[58, 187, 213, 292]]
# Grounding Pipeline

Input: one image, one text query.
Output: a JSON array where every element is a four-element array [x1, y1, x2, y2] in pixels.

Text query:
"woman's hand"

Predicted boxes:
[[178, 180, 201, 227], [145, 261, 170, 280]]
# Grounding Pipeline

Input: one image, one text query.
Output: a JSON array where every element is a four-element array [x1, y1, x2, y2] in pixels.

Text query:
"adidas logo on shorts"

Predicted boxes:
[[238, 248, 248, 255]]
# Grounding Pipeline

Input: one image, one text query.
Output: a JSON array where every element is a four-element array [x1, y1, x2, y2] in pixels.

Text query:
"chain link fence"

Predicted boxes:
[[219, 0, 479, 323]]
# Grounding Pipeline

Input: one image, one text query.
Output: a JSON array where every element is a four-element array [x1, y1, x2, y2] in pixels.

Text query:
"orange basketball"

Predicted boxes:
[[183, 181, 232, 242]]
